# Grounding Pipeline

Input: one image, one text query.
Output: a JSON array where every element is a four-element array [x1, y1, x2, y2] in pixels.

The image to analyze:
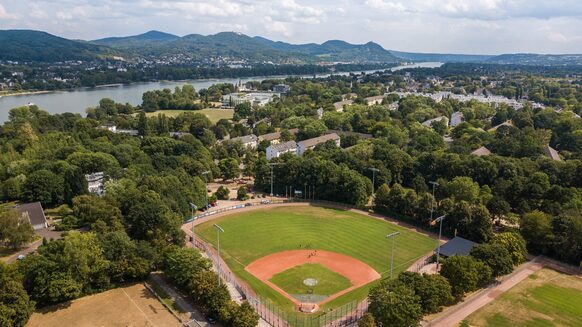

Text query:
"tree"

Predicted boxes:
[[374, 183, 390, 211], [0, 262, 35, 327], [219, 158, 240, 181], [234, 102, 252, 118], [22, 169, 64, 206], [0, 208, 35, 249], [470, 243, 514, 278], [397, 272, 453, 314], [358, 313, 377, 327], [490, 232, 528, 266], [230, 301, 259, 327], [369, 282, 423, 327], [237, 186, 249, 201], [215, 186, 230, 200], [164, 248, 211, 288], [440, 255, 492, 298], [98, 231, 151, 282], [63, 166, 88, 205], [137, 111, 150, 136], [520, 210, 553, 254]]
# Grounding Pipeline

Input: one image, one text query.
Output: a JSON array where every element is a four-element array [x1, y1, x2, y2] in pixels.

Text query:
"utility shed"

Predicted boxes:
[[437, 236, 478, 257]]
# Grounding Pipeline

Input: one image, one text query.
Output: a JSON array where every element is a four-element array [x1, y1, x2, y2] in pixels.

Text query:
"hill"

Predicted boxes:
[[390, 50, 493, 63], [92, 30, 180, 48], [486, 53, 582, 65], [0, 30, 119, 62]]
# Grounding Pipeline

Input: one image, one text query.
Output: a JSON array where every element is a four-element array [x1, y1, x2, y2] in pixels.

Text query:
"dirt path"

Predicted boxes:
[[425, 257, 544, 327]]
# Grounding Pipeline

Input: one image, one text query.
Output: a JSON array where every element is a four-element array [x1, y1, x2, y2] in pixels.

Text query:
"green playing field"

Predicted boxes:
[[196, 205, 437, 311]]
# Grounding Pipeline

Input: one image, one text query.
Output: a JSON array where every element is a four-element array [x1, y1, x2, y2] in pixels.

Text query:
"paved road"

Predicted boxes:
[[2, 229, 62, 263], [149, 273, 209, 327], [425, 257, 544, 327]]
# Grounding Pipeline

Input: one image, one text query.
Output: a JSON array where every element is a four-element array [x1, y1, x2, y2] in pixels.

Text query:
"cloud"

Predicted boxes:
[[1, 0, 581, 53], [0, 3, 19, 19]]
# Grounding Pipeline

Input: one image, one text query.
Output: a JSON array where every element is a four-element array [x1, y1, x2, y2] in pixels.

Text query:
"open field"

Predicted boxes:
[[196, 205, 437, 312], [270, 263, 352, 297], [145, 108, 233, 122], [464, 268, 582, 327], [27, 283, 181, 327]]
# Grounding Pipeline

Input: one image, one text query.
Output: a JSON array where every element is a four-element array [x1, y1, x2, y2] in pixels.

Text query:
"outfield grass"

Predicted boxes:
[[270, 263, 352, 297], [144, 109, 233, 123], [196, 205, 437, 312], [465, 268, 582, 327]]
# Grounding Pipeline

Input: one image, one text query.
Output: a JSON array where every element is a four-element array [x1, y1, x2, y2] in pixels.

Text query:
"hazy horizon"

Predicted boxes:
[[1, 0, 582, 55]]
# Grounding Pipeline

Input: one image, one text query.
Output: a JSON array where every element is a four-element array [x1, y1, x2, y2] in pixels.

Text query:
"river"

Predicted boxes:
[[0, 62, 442, 123]]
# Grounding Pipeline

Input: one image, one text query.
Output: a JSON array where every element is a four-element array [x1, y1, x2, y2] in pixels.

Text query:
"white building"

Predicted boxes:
[[422, 116, 449, 128], [297, 133, 341, 155], [273, 84, 291, 94], [229, 134, 258, 149], [222, 92, 278, 108], [450, 111, 465, 127], [364, 95, 385, 106], [266, 141, 298, 160], [85, 172, 106, 196]]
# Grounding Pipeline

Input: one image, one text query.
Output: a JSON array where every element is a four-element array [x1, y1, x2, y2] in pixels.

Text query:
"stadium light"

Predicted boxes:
[[429, 181, 439, 223], [202, 171, 211, 208], [268, 163, 284, 197], [434, 215, 446, 267], [386, 232, 400, 278], [214, 224, 225, 286], [368, 167, 380, 193]]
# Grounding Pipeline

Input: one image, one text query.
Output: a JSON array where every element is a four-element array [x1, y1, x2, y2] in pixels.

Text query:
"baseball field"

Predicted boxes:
[[195, 205, 438, 312]]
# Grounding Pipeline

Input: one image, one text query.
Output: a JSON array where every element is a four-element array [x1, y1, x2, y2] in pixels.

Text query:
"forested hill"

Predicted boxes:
[[0, 30, 119, 62]]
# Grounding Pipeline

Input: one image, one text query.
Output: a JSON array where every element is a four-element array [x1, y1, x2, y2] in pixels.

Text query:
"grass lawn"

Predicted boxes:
[[465, 268, 582, 327], [145, 108, 233, 123], [270, 263, 352, 297], [196, 205, 437, 312]]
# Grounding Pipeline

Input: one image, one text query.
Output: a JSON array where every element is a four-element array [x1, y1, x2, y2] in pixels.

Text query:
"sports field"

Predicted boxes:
[[144, 108, 233, 123], [195, 205, 438, 311], [27, 283, 181, 327], [270, 263, 352, 297], [465, 268, 582, 327]]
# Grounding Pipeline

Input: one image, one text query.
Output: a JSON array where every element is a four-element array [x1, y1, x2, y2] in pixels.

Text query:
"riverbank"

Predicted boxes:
[[0, 90, 52, 97]]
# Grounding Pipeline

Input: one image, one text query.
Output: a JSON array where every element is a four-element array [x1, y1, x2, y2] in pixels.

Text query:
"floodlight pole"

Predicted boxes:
[[268, 163, 283, 198], [429, 181, 439, 222], [189, 202, 197, 241], [214, 224, 225, 286], [435, 215, 446, 267], [368, 168, 380, 193], [202, 171, 211, 208], [386, 232, 400, 279]]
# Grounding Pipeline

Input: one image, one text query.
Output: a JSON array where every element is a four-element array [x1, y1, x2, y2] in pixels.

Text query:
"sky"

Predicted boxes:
[[1, 0, 582, 54]]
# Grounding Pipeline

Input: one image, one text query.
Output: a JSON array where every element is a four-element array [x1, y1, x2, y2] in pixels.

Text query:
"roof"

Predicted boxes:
[[14, 202, 47, 227], [269, 141, 297, 152], [422, 116, 449, 127], [333, 100, 353, 110], [489, 120, 513, 132], [230, 134, 258, 144], [471, 146, 492, 157], [543, 145, 562, 161], [258, 128, 299, 142], [327, 130, 373, 139], [365, 95, 384, 102], [438, 236, 478, 257], [298, 133, 340, 148]]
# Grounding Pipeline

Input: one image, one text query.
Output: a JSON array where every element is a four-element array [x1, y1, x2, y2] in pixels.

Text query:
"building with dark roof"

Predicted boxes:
[[14, 202, 48, 231], [437, 236, 478, 258]]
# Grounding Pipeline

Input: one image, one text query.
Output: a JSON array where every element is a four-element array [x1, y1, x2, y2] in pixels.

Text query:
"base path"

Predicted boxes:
[[246, 250, 381, 308], [425, 257, 544, 327]]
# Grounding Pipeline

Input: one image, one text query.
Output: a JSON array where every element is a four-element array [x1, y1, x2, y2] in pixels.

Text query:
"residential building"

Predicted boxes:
[[258, 128, 298, 144], [98, 122, 117, 132], [450, 111, 465, 127], [544, 145, 562, 161], [364, 95, 384, 106], [471, 146, 492, 157], [229, 134, 258, 149], [266, 141, 298, 160], [221, 92, 277, 108], [14, 202, 48, 231], [422, 116, 449, 128], [297, 133, 341, 155], [333, 100, 353, 112], [273, 84, 291, 94], [85, 172, 106, 196]]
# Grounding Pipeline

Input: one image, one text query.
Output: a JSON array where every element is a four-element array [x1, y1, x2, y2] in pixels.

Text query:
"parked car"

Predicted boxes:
[[17, 254, 26, 260]]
